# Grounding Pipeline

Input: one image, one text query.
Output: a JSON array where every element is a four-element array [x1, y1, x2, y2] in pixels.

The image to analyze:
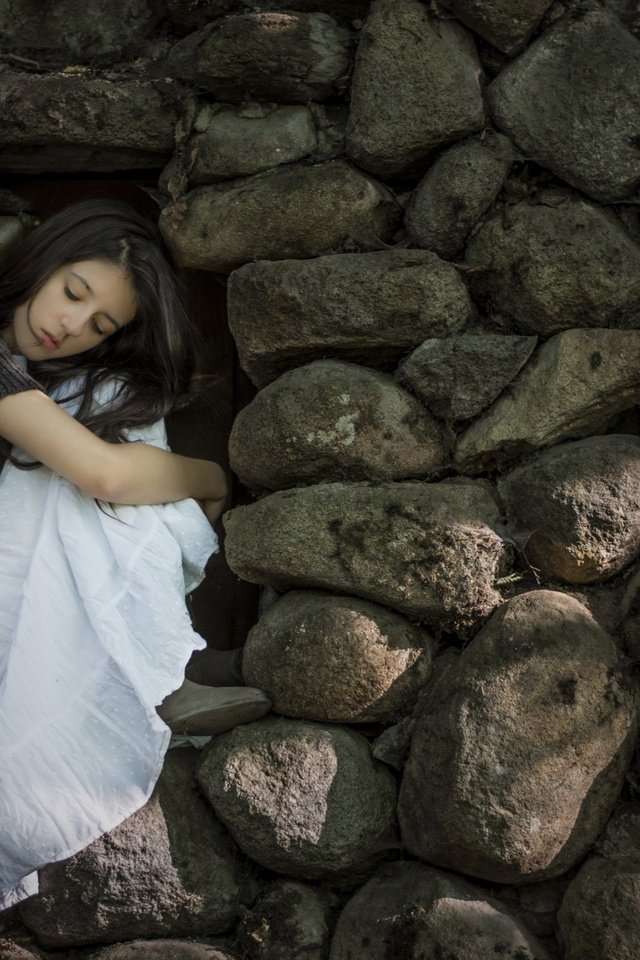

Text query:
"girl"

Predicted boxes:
[[0, 200, 269, 910]]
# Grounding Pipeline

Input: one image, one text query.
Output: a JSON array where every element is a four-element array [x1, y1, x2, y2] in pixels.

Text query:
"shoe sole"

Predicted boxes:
[[162, 688, 271, 737]]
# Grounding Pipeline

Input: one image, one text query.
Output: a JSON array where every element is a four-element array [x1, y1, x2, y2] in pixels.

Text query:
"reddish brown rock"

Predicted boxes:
[[398, 591, 639, 883], [242, 590, 434, 723]]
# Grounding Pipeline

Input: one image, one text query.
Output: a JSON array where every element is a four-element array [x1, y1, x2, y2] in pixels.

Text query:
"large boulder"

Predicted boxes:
[[237, 880, 333, 960], [442, 0, 554, 54], [404, 132, 515, 258], [242, 589, 434, 723], [500, 435, 640, 584], [19, 752, 242, 948], [345, 0, 484, 177], [556, 803, 640, 960], [397, 333, 536, 423], [488, 5, 640, 201], [464, 197, 640, 337], [224, 480, 510, 634], [398, 590, 639, 883], [0, 73, 179, 173], [168, 11, 353, 103], [329, 861, 551, 960], [196, 718, 397, 879], [160, 160, 399, 273], [227, 249, 473, 387], [0, 0, 154, 62], [229, 360, 447, 489], [90, 944, 238, 960], [454, 329, 640, 474]]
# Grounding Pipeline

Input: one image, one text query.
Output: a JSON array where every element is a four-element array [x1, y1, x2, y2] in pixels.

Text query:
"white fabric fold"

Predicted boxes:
[[0, 378, 218, 909]]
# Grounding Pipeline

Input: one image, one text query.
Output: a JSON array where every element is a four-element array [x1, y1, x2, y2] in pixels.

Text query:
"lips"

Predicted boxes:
[[40, 330, 60, 349]]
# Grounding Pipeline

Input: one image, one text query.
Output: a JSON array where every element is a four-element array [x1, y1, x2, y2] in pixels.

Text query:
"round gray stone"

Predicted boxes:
[[196, 718, 397, 879]]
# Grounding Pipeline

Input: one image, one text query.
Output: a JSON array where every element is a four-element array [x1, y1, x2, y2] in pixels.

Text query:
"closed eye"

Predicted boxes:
[[64, 285, 80, 302], [92, 319, 106, 336]]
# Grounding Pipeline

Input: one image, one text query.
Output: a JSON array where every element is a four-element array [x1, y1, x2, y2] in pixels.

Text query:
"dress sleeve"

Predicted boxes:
[[0, 336, 42, 399]]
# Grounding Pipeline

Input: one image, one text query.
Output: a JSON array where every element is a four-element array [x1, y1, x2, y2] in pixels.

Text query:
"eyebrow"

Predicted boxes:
[[70, 271, 121, 330]]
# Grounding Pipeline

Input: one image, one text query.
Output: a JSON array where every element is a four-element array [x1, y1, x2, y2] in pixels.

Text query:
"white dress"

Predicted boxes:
[[0, 375, 218, 909]]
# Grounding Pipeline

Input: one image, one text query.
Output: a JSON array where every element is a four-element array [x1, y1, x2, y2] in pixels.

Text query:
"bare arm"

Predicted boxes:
[[0, 389, 228, 506]]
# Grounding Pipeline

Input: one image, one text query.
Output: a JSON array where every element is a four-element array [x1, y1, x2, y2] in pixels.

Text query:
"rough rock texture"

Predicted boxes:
[[170, 12, 353, 103], [237, 881, 333, 960], [242, 590, 434, 723], [330, 861, 551, 959], [227, 249, 473, 387], [91, 943, 238, 960], [196, 718, 397, 879], [160, 160, 399, 273], [443, 0, 554, 54], [488, 5, 640, 201], [398, 591, 639, 883], [345, 0, 484, 177], [465, 197, 640, 337], [224, 480, 509, 633], [405, 132, 515, 258], [455, 329, 640, 474], [557, 803, 640, 960], [19, 752, 241, 948], [397, 333, 536, 423], [0, 0, 155, 62], [0, 941, 40, 960], [0, 73, 179, 173], [162, 0, 370, 33], [229, 360, 447, 489], [371, 717, 414, 771], [185, 103, 318, 183], [500, 435, 640, 584]]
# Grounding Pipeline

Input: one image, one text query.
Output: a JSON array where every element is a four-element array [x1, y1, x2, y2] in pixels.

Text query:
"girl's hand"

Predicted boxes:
[[198, 496, 226, 525]]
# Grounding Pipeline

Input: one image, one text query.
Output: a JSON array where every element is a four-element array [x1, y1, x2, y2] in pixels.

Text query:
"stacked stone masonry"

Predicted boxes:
[[2, 0, 640, 958]]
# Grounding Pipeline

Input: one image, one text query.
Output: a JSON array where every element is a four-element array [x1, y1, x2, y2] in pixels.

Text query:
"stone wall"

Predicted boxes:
[[1, 1, 640, 958]]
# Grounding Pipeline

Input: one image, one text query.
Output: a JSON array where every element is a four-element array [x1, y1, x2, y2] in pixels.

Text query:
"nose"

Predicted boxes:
[[61, 310, 91, 337]]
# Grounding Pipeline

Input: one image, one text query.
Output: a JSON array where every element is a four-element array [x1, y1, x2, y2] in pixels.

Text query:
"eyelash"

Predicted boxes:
[[64, 285, 105, 336]]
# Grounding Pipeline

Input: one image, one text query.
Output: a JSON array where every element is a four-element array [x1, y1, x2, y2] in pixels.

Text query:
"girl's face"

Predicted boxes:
[[5, 259, 138, 360]]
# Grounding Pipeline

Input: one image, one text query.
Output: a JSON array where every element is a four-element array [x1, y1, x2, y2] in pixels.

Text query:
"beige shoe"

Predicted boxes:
[[157, 679, 270, 736]]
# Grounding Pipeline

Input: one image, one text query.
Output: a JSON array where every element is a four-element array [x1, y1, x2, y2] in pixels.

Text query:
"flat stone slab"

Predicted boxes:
[[160, 160, 399, 273], [346, 0, 484, 177], [455, 329, 640, 474], [465, 196, 640, 337], [488, 5, 640, 201], [229, 359, 447, 489], [397, 333, 536, 423], [227, 249, 473, 387], [0, 72, 179, 173], [223, 479, 510, 634], [330, 862, 551, 960], [500, 435, 640, 584], [398, 590, 639, 883], [197, 718, 397, 879], [169, 11, 353, 103], [242, 589, 434, 723], [19, 752, 241, 948]]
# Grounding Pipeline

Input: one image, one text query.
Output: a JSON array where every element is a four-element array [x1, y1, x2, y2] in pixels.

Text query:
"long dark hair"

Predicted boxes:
[[0, 199, 195, 454]]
